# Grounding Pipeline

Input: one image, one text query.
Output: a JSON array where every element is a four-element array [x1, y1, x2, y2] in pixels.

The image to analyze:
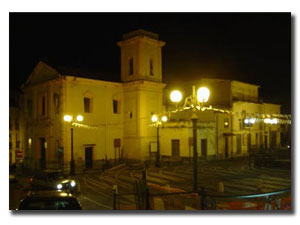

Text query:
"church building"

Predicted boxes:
[[19, 29, 283, 172]]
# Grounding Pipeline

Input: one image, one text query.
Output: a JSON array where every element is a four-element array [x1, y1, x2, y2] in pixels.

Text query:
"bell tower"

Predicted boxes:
[[117, 29, 165, 83]]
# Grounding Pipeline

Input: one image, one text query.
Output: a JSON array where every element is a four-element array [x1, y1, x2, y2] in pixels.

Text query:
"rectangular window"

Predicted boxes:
[[129, 57, 133, 75], [84, 98, 91, 113], [113, 100, 119, 114], [42, 96, 46, 115], [38, 94, 47, 118], [27, 99, 33, 117], [150, 59, 154, 76], [15, 118, 19, 130]]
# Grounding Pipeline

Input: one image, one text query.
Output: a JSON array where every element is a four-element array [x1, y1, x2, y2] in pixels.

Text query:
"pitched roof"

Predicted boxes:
[[53, 65, 120, 82]]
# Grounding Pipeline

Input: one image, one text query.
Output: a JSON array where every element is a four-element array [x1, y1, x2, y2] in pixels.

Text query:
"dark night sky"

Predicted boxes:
[[9, 13, 291, 113]]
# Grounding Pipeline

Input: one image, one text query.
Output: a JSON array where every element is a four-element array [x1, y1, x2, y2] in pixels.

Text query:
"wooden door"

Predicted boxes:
[[40, 138, 46, 169], [225, 137, 229, 158], [85, 147, 93, 169], [171, 139, 180, 159], [236, 134, 242, 154]]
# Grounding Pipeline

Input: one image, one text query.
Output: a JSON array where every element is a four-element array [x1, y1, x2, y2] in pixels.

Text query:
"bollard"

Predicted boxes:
[[113, 184, 118, 210], [200, 186, 207, 210], [218, 181, 224, 193], [145, 187, 150, 210], [113, 189, 117, 210]]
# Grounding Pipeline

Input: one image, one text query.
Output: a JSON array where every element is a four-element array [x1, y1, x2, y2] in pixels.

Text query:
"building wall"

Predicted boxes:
[[62, 77, 124, 171], [231, 81, 259, 103], [9, 107, 21, 165]]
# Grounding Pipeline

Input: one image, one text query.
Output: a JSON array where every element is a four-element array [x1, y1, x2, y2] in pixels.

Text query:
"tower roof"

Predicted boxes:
[[122, 29, 159, 41]]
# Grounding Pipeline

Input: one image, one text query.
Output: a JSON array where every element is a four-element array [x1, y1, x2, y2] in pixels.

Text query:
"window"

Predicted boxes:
[[84, 98, 91, 113], [129, 57, 133, 75], [113, 100, 120, 114], [27, 99, 33, 116], [42, 96, 46, 115], [15, 118, 19, 130], [38, 94, 47, 118], [150, 59, 154, 76]]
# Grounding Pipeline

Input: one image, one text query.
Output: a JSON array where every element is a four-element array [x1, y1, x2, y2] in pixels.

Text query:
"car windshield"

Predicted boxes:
[[48, 172, 66, 180], [19, 198, 81, 210]]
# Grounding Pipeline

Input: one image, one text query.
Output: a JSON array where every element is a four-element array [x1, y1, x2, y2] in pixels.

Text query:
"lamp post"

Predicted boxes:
[[151, 114, 168, 168], [64, 114, 83, 176], [170, 86, 210, 192]]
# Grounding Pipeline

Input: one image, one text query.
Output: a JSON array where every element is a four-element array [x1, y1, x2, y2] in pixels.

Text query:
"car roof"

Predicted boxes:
[[28, 190, 75, 198], [40, 169, 64, 173]]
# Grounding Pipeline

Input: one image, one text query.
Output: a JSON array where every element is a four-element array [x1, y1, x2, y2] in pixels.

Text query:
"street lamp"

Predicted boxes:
[[151, 114, 168, 168], [170, 86, 210, 192], [64, 114, 84, 176]]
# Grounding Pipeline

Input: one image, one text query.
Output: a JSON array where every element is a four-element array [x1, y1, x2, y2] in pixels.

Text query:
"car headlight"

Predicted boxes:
[[70, 181, 76, 187], [57, 184, 63, 190]]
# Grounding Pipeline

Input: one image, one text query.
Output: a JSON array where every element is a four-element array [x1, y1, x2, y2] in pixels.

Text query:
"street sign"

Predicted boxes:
[[114, 139, 121, 148], [16, 150, 23, 159]]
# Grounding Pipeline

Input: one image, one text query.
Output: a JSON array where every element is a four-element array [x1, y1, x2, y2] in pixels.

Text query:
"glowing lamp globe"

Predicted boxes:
[[76, 115, 83, 122], [161, 116, 168, 122], [151, 115, 158, 123], [170, 90, 182, 103], [64, 115, 72, 122], [197, 87, 210, 103]]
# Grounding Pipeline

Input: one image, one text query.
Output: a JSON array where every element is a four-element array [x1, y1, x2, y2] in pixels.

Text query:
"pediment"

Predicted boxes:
[[24, 61, 61, 87]]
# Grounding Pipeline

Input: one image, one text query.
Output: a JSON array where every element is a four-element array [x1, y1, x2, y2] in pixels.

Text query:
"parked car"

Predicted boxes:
[[9, 164, 17, 183], [17, 191, 82, 210], [28, 170, 79, 193]]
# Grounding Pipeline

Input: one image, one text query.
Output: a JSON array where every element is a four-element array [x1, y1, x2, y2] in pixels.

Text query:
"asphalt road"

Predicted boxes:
[[9, 158, 291, 210]]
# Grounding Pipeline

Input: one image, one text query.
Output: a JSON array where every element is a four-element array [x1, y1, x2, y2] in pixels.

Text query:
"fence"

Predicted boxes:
[[249, 148, 291, 169], [112, 170, 291, 210]]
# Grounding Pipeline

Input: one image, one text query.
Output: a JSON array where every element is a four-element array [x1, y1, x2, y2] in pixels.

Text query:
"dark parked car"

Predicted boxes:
[[28, 170, 79, 193], [17, 191, 82, 210]]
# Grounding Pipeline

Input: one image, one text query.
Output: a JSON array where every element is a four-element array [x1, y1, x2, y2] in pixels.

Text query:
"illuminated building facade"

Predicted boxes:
[[20, 29, 284, 171]]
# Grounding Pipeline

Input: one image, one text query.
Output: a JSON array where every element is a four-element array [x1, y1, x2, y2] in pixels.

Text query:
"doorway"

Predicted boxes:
[[40, 137, 46, 169], [85, 147, 93, 169], [270, 131, 277, 148], [171, 139, 180, 160], [236, 134, 242, 155], [225, 137, 229, 158], [201, 139, 207, 159], [247, 133, 251, 153], [264, 135, 268, 149]]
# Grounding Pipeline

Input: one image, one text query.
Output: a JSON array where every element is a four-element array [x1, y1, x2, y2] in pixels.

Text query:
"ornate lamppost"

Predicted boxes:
[[151, 114, 168, 168], [170, 86, 210, 192], [63, 114, 84, 176]]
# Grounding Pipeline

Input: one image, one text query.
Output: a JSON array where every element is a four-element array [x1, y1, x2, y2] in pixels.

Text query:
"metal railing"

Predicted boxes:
[[112, 170, 291, 210]]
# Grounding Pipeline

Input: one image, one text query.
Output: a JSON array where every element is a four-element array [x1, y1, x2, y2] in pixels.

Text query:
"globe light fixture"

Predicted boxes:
[[76, 115, 83, 122], [64, 115, 72, 122], [170, 90, 183, 103], [249, 118, 256, 124], [151, 115, 158, 123], [244, 118, 250, 124], [161, 115, 168, 122], [197, 87, 210, 103]]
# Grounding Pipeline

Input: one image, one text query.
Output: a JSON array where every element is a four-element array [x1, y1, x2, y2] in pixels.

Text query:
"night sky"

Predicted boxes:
[[9, 13, 291, 113]]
